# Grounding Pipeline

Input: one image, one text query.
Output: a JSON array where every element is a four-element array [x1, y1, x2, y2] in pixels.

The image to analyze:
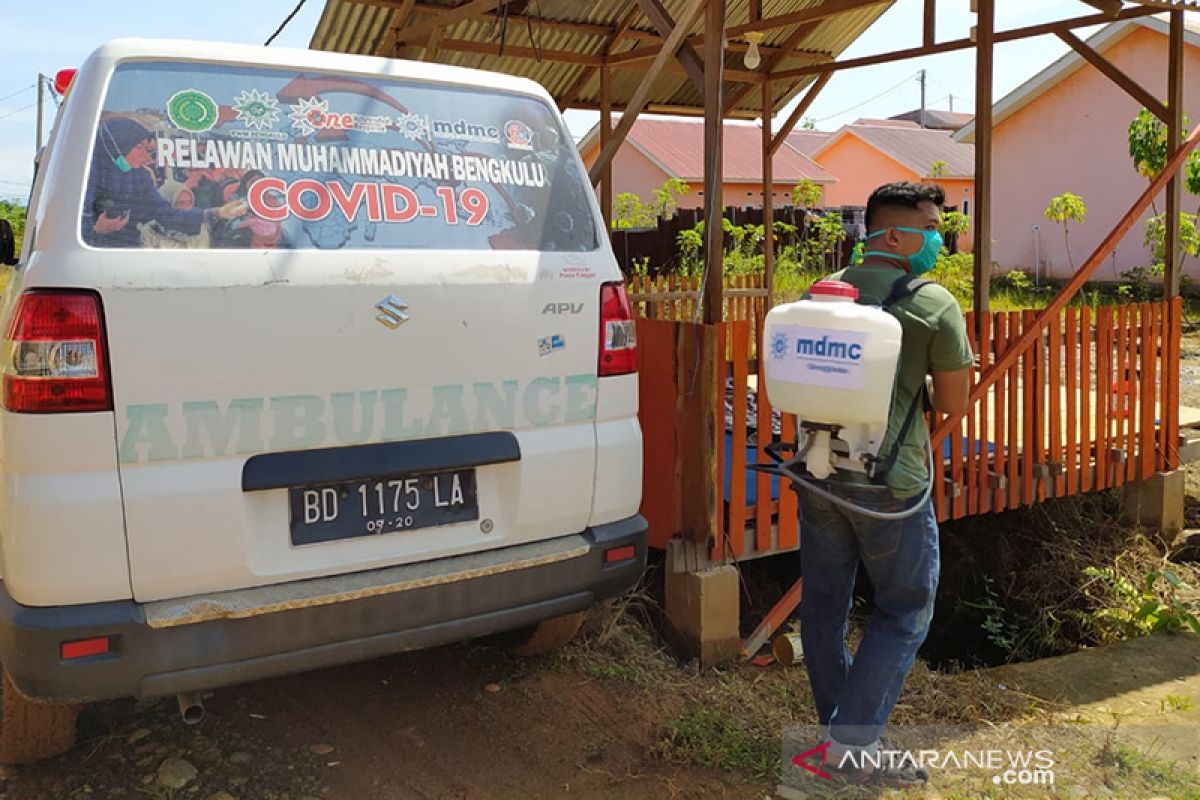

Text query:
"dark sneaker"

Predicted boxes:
[[860, 760, 929, 788], [823, 753, 929, 788]]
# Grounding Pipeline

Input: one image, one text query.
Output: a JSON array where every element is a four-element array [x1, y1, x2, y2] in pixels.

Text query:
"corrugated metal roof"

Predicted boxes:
[[889, 109, 974, 131], [604, 117, 837, 182], [309, 0, 895, 117], [819, 123, 976, 178], [784, 128, 831, 155]]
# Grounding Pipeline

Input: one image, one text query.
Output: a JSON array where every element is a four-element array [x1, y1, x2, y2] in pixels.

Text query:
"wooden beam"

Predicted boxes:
[[1079, 0, 1123, 16], [973, 0, 994, 316], [934, 122, 1200, 445], [769, 72, 831, 157], [394, 0, 501, 46], [762, 80, 776, 299], [587, 0, 707, 185], [600, 65, 614, 230], [727, 0, 886, 38], [923, 0, 936, 47], [1166, 10, 1185, 298], [702, 0, 726, 326], [375, 0, 415, 56], [633, 61, 762, 84], [412, 37, 603, 64], [367, 0, 656, 40], [558, 2, 641, 111], [422, 26, 444, 61], [723, 20, 820, 115], [610, 38, 820, 64], [1057, 30, 1170, 122], [769, 5, 1162, 81], [567, 100, 761, 120], [636, 0, 706, 93]]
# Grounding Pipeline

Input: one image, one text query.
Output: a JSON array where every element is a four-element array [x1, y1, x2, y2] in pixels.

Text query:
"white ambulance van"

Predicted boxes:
[[0, 39, 645, 763]]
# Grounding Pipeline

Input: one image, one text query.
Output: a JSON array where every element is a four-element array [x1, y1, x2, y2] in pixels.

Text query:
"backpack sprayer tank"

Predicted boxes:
[[763, 280, 902, 480]]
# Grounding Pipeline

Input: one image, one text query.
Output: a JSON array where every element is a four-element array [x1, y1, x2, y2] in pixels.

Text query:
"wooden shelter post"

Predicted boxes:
[[599, 66, 614, 229], [664, 0, 740, 668], [1166, 9, 1185, 298], [701, 0, 726, 325], [972, 0, 995, 316], [762, 81, 775, 298]]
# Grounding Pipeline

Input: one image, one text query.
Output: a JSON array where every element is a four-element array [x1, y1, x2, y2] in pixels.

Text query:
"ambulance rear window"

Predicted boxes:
[[80, 61, 598, 252]]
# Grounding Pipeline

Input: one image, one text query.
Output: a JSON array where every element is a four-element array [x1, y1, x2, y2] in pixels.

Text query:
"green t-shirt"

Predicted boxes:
[[826, 265, 974, 498]]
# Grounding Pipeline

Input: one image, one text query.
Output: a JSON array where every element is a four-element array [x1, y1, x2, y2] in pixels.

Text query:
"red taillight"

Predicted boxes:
[[60, 636, 110, 661], [3, 291, 112, 413], [604, 544, 636, 564], [598, 282, 637, 377]]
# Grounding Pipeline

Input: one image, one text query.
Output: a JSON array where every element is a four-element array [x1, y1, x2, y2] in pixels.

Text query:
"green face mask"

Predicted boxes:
[[863, 227, 944, 275]]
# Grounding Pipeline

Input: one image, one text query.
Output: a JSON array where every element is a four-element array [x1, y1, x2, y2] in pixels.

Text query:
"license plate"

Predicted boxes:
[[289, 469, 478, 546]]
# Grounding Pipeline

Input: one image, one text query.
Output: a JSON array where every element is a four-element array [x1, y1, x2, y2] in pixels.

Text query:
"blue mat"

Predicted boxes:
[[942, 436, 997, 461], [725, 433, 781, 506]]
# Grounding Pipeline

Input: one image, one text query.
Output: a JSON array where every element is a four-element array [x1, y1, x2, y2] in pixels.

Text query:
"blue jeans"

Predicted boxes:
[[797, 484, 939, 748]]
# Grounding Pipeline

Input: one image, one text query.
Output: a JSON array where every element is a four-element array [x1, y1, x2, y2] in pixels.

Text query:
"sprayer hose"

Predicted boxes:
[[779, 439, 935, 521]]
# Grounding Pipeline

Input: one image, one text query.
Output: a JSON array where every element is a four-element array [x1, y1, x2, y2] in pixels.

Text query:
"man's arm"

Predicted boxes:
[[930, 368, 970, 417], [927, 296, 975, 418]]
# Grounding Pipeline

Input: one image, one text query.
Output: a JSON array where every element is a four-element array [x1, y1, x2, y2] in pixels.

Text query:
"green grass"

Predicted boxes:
[[1101, 742, 1200, 799], [661, 707, 779, 780]]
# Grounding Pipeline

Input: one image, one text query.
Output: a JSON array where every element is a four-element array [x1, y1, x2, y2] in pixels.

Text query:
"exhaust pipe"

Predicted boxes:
[[176, 692, 204, 725]]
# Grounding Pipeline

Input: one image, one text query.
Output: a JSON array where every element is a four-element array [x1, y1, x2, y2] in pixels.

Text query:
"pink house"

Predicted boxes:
[[577, 117, 836, 210], [956, 14, 1200, 280], [806, 119, 976, 250]]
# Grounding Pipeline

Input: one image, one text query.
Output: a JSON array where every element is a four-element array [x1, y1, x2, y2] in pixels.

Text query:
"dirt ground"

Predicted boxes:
[[4, 609, 1200, 800], [0, 640, 764, 800]]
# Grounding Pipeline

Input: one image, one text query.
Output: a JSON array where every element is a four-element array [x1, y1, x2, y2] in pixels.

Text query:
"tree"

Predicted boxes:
[[940, 210, 970, 240], [650, 178, 689, 221], [1044, 192, 1088, 270], [612, 178, 690, 231], [930, 160, 949, 178], [801, 117, 817, 131], [791, 179, 822, 209], [1128, 106, 1200, 275], [611, 193, 653, 230], [0, 201, 26, 259]]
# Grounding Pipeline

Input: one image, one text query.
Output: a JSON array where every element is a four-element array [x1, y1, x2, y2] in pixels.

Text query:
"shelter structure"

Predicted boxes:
[[312, 0, 1200, 663]]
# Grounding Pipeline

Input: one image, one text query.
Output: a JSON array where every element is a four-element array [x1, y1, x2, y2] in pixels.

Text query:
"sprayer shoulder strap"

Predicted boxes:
[[880, 273, 934, 312], [873, 274, 934, 480]]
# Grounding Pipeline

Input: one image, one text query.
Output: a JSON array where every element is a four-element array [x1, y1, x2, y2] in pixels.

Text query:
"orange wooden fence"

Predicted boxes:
[[628, 274, 769, 331], [636, 300, 1180, 560]]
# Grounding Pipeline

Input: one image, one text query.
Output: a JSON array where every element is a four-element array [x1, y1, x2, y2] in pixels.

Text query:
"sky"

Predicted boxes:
[[0, 0, 1116, 201]]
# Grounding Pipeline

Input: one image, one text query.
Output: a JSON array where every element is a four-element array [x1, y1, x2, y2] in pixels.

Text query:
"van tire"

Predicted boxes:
[[508, 611, 585, 657], [0, 673, 79, 765]]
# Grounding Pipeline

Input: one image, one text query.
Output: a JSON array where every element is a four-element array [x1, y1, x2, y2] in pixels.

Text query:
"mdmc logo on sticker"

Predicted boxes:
[[770, 331, 790, 360], [505, 119, 534, 150]]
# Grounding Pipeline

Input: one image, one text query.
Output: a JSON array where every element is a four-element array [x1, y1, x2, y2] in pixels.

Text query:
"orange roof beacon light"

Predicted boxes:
[[53, 69, 77, 98]]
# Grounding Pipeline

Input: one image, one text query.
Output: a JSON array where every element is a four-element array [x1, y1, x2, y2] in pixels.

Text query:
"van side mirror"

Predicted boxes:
[[0, 219, 16, 266]]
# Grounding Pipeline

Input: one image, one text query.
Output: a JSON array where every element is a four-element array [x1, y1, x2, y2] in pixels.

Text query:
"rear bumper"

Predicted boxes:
[[0, 515, 646, 703]]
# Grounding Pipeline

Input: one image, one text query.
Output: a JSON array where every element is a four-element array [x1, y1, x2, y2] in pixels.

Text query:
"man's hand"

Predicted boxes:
[[93, 211, 130, 235], [930, 367, 970, 418]]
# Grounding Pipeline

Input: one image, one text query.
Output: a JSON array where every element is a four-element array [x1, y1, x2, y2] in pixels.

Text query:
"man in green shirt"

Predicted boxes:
[[797, 182, 973, 787]]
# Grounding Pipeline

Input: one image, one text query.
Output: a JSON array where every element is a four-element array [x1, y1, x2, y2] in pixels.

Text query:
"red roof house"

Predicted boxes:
[[578, 116, 836, 210]]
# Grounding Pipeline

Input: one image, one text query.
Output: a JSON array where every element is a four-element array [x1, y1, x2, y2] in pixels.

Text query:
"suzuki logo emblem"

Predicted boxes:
[[375, 295, 410, 329]]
